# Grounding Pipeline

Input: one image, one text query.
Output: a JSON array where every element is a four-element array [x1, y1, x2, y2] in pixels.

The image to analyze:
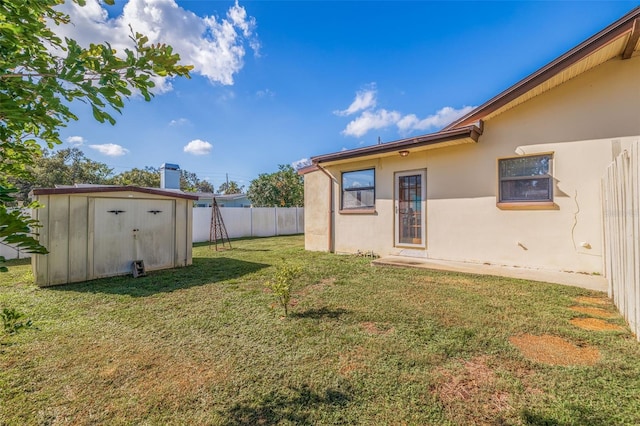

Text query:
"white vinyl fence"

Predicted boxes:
[[0, 241, 31, 260], [1, 207, 33, 260], [192, 207, 304, 242], [1, 207, 305, 260], [602, 140, 640, 341]]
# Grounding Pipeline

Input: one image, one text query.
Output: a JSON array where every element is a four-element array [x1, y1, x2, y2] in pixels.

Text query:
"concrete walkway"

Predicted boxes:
[[372, 256, 608, 292]]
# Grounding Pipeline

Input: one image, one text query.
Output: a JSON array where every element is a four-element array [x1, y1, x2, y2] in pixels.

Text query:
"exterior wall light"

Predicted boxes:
[[399, 150, 410, 157]]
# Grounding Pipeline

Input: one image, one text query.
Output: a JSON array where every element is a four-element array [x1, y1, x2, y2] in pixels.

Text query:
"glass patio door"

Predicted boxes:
[[395, 170, 426, 247]]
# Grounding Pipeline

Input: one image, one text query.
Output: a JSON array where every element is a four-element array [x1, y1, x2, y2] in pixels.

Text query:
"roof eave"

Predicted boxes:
[[311, 123, 482, 165], [297, 164, 320, 175]]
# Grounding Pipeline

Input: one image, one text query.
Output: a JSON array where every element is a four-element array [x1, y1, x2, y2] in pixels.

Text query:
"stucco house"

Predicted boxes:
[[301, 8, 640, 276]]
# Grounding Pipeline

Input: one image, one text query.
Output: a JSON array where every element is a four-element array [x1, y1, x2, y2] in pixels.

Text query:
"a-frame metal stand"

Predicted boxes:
[[209, 198, 232, 250]]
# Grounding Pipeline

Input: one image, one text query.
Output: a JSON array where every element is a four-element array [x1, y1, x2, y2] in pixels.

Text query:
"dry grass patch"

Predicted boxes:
[[569, 305, 617, 318], [338, 346, 367, 377], [570, 317, 626, 332], [359, 321, 394, 336], [433, 356, 512, 423], [295, 277, 335, 297], [509, 334, 600, 366], [43, 337, 230, 421]]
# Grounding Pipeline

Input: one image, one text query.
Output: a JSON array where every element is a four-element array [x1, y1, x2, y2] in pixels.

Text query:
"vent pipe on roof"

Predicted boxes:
[[160, 163, 181, 189]]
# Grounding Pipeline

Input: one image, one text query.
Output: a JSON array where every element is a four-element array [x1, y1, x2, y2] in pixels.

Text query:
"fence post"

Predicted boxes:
[[274, 207, 278, 236]]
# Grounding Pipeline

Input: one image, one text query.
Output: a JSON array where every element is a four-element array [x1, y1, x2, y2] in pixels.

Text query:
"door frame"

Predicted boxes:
[[394, 169, 427, 248]]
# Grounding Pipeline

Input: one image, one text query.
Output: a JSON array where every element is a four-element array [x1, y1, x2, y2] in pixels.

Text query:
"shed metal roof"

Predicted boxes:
[[30, 185, 199, 200]]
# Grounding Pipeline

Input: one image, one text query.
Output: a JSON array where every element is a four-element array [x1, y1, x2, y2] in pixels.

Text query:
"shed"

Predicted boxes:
[[30, 185, 199, 287]]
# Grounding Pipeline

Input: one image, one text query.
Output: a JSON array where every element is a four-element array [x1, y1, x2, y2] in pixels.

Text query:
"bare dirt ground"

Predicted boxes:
[[569, 296, 626, 331], [509, 334, 600, 366], [569, 305, 617, 318], [508, 295, 627, 365], [570, 317, 626, 331]]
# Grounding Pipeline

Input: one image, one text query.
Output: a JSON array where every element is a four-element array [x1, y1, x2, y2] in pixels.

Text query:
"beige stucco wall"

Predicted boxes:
[[304, 170, 333, 252], [305, 55, 640, 274], [32, 191, 193, 286]]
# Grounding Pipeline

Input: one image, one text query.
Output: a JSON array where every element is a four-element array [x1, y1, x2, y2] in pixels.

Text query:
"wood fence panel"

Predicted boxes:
[[602, 141, 640, 340]]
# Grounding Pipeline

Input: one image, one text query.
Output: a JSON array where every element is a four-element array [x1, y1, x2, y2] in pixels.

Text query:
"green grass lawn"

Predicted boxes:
[[1, 235, 639, 425]]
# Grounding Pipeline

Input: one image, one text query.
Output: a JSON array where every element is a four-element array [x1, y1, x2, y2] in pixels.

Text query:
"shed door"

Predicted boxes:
[[93, 198, 175, 278]]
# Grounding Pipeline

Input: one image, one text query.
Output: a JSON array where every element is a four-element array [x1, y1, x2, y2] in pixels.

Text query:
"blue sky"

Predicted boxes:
[[53, 1, 638, 191]]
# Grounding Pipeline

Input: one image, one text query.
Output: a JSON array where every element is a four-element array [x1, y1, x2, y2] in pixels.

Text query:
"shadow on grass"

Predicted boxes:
[[222, 384, 351, 425], [192, 234, 301, 249], [2, 258, 30, 267], [290, 307, 349, 320], [49, 257, 269, 297], [522, 406, 613, 426]]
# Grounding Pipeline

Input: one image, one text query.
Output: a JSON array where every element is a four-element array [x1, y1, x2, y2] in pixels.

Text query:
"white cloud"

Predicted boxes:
[[292, 158, 312, 170], [52, 0, 259, 89], [334, 84, 377, 116], [256, 88, 275, 98], [169, 118, 190, 126], [66, 136, 85, 146], [396, 106, 475, 134], [184, 139, 212, 155], [89, 143, 129, 156], [342, 109, 402, 138], [337, 86, 476, 138]]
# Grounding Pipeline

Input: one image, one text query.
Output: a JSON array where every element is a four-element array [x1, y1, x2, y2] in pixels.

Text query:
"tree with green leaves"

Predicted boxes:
[[217, 180, 244, 195], [112, 167, 211, 191], [180, 170, 214, 193], [109, 166, 160, 188], [0, 0, 192, 269], [247, 165, 304, 207], [11, 148, 113, 201]]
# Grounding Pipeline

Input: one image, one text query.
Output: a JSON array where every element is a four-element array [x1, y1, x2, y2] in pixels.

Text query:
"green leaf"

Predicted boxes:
[[0, 0, 191, 271]]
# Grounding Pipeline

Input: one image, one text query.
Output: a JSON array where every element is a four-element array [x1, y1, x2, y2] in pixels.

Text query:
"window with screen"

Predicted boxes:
[[342, 168, 375, 210], [499, 154, 553, 202]]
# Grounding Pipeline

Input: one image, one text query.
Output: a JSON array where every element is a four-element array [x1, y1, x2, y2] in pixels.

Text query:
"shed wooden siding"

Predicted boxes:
[[32, 191, 193, 287]]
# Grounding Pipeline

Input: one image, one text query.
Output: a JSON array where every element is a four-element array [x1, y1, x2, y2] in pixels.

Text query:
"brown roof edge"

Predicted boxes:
[[297, 164, 320, 175], [443, 6, 640, 130], [30, 185, 200, 200], [311, 122, 483, 165], [622, 18, 640, 59]]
